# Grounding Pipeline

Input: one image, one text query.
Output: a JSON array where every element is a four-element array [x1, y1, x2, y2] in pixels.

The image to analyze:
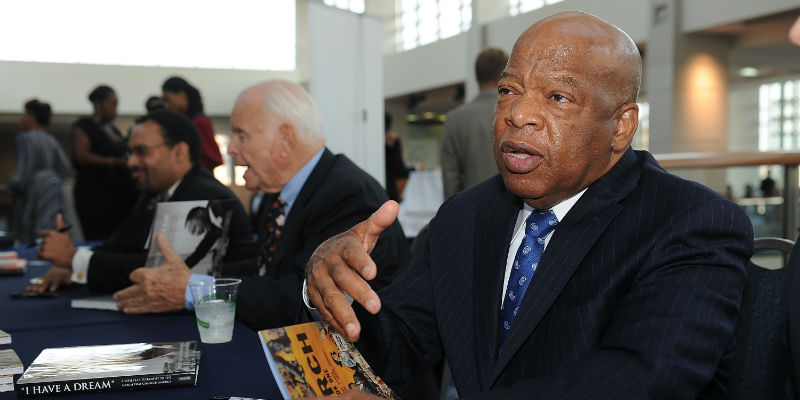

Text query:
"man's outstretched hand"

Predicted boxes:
[[114, 233, 191, 314], [305, 200, 399, 342]]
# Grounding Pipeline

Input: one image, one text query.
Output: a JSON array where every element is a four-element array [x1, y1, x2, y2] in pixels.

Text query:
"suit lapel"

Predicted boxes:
[[472, 184, 520, 390], [490, 149, 641, 384], [267, 148, 335, 270]]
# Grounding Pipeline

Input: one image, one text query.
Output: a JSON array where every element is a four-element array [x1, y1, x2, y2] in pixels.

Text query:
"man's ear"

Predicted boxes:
[[611, 103, 639, 153], [173, 141, 191, 161], [277, 123, 296, 158]]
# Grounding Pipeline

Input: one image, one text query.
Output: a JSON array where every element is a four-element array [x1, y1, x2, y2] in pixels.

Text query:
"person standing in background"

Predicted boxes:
[[162, 76, 223, 172], [384, 112, 410, 201], [9, 99, 71, 243], [440, 48, 508, 199], [72, 85, 139, 241]]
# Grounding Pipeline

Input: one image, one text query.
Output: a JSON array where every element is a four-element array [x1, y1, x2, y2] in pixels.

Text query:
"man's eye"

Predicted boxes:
[[552, 94, 569, 102], [498, 87, 512, 95]]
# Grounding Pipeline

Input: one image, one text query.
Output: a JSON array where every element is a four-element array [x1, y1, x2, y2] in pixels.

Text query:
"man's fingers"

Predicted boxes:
[[341, 240, 379, 280], [113, 284, 140, 302], [309, 274, 362, 340], [329, 261, 380, 313], [156, 234, 182, 264], [354, 201, 399, 248], [128, 267, 149, 284], [55, 213, 64, 230]]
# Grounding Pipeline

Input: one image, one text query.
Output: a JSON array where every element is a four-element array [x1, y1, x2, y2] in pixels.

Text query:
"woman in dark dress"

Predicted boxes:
[[72, 85, 139, 240], [161, 77, 223, 172]]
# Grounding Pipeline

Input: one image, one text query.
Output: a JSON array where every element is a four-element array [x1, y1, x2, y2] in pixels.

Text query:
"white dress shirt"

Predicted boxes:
[[500, 189, 586, 306]]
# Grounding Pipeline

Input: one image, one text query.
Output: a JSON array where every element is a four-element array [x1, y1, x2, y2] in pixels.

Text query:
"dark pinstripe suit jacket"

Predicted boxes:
[[356, 148, 754, 399]]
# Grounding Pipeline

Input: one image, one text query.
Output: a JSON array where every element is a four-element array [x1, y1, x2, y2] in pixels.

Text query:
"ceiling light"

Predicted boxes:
[[739, 67, 759, 77]]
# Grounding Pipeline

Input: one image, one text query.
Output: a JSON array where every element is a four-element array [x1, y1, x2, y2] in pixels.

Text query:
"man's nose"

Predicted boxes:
[[507, 95, 544, 131], [227, 138, 240, 156]]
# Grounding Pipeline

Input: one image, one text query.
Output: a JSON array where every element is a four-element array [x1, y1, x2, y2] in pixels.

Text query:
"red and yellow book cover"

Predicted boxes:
[[258, 321, 398, 399]]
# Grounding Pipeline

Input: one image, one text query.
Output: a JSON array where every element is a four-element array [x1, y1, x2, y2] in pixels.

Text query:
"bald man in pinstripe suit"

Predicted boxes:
[[306, 12, 753, 400]]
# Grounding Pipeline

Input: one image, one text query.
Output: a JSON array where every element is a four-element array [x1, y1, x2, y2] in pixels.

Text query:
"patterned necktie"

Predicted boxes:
[[498, 209, 559, 350], [257, 193, 287, 276]]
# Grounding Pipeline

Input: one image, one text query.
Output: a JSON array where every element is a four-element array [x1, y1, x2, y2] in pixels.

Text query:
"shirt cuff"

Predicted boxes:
[[186, 274, 214, 310], [70, 247, 93, 283]]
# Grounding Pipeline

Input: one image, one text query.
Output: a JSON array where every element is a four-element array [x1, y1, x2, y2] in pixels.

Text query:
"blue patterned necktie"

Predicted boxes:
[[498, 209, 559, 350]]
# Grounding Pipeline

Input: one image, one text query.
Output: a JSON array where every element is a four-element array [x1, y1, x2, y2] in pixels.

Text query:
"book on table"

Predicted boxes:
[[0, 258, 26, 276], [0, 329, 10, 345], [15, 341, 200, 397], [258, 321, 399, 399], [69, 295, 119, 311], [0, 349, 22, 375], [144, 199, 235, 276]]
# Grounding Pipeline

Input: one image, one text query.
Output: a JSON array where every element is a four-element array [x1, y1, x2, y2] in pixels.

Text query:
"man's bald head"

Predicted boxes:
[[519, 11, 641, 107], [236, 80, 324, 141], [229, 79, 325, 193], [493, 11, 641, 209]]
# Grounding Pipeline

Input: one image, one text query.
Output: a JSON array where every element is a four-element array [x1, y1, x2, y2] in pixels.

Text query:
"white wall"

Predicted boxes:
[[485, 0, 649, 51], [308, 2, 385, 183], [383, 33, 469, 99], [0, 61, 299, 116], [682, 0, 800, 33]]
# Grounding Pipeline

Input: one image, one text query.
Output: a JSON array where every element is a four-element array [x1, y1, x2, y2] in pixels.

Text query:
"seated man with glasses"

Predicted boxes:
[[30, 110, 256, 293]]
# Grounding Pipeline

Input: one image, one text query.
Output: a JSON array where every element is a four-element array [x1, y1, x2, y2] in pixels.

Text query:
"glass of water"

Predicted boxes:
[[188, 278, 241, 344]]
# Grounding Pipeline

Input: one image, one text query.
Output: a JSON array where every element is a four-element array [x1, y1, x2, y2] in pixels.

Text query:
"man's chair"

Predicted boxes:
[[729, 237, 795, 400]]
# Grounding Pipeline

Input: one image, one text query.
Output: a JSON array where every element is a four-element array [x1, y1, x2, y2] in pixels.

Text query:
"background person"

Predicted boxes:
[[31, 110, 255, 293], [440, 47, 508, 199], [9, 99, 71, 243], [72, 85, 139, 241], [383, 113, 410, 202], [161, 76, 223, 172]]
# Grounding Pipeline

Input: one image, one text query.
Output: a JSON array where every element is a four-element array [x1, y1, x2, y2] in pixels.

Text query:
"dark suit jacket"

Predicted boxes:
[[87, 166, 256, 292], [355, 149, 753, 399], [784, 236, 800, 399], [235, 148, 411, 331]]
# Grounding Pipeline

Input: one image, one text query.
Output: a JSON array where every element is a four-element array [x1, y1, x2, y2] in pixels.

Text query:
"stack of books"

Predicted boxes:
[[0, 348, 23, 393], [15, 341, 200, 397], [0, 251, 26, 276]]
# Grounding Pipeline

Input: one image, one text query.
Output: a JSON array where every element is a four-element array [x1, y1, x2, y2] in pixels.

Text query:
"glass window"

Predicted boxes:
[[394, 0, 471, 52], [759, 80, 800, 151], [323, 0, 365, 14], [509, 0, 563, 16], [1, 0, 295, 70]]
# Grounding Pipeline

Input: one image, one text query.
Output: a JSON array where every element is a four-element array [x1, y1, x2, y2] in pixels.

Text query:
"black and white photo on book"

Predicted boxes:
[[145, 199, 234, 277]]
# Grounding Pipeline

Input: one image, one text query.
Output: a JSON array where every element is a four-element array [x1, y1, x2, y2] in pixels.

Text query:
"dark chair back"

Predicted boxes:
[[730, 237, 794, 400]]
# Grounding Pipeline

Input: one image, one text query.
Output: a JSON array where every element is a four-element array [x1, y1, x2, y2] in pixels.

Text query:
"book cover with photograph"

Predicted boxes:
[[15, 341, 199, 397], [145, 199, 234, 277], [258, 321, 399, 399]]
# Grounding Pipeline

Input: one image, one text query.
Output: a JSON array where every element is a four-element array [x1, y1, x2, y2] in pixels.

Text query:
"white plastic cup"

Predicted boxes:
[[188, 278, 241, 344]]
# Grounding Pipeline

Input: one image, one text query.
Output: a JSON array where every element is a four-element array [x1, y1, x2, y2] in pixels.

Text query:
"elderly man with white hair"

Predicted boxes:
[[114, 80, 411, 331]]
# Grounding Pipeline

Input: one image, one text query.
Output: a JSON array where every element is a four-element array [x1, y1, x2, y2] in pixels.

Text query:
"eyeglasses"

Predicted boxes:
[[126, 143, 169, 158]]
